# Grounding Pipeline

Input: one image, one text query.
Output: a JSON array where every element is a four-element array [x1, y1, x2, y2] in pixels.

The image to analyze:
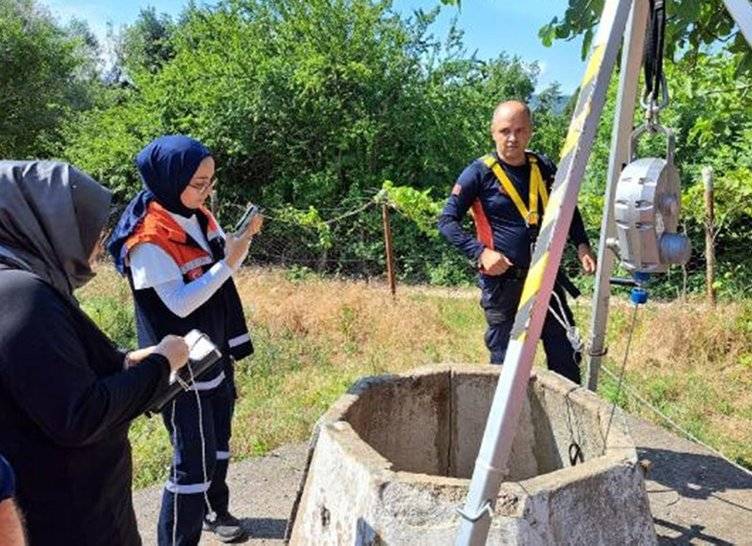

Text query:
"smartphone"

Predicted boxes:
[[233, 203, 260, 237]]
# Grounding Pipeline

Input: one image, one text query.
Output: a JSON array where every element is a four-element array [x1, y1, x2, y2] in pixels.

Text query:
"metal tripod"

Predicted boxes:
[[455, 1, 752, 544]]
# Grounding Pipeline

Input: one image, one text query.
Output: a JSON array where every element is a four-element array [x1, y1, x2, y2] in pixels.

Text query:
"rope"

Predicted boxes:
[[548, 289, 584, 353], [602, 303, 640, 450], [549, 290, 587, 466], [599, 365, 752, 478], [564, 390, 586, 467]]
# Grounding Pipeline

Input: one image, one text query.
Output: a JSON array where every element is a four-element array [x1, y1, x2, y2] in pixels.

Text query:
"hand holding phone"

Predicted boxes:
[[234, 203, 260, 238]]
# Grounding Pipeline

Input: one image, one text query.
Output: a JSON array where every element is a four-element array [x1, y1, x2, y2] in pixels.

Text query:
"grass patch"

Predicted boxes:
[[78, 266, 752, 488], [593, 298, 752, 471]]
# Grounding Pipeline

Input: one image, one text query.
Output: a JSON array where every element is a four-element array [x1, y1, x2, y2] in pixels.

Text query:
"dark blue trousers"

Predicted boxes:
[[158, 380, 234, 546], [479, 274, 581, 384]]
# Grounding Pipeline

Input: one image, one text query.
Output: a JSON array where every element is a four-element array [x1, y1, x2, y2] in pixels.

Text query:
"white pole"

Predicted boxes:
[[723, 0, 752, 47]]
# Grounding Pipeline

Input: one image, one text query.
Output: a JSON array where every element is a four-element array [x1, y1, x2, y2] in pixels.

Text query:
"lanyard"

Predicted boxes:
[[481, 154, 549, 226]]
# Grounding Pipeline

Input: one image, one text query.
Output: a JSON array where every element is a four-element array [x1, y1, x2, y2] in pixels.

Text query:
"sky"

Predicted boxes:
[[42, 0, 587, 93]]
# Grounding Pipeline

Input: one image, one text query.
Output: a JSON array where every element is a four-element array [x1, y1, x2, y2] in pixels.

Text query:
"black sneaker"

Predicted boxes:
[[203, 512, 246, 543]]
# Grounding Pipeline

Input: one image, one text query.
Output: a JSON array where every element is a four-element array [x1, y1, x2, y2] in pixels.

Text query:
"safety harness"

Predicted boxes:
[[480, 152, 583, 352], [480, 153, 549, 227]]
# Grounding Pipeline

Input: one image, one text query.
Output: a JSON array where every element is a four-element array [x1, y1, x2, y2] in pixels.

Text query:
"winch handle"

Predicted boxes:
[[629, 123, 675, 164]]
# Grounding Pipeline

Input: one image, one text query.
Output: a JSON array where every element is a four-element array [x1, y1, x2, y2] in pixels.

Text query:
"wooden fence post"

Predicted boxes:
[[381, 203, 396, 296], [702, 166, 716, 306]]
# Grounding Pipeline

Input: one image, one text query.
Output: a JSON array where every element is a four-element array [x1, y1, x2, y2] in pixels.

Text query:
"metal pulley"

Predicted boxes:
[[611, 125, 690, 273]]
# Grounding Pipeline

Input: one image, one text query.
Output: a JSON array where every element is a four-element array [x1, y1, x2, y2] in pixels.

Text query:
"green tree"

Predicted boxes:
[[116, 7, 176, 75], [0, 0, 100, 158], [62, 0, 544, 282], [63, 0, 540, 203], [539, 0, 752, 74], [529, 83, 570, 160]]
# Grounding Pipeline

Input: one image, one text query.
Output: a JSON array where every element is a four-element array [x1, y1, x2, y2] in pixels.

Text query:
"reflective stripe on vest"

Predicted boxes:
[[480, 153, 549, 225]]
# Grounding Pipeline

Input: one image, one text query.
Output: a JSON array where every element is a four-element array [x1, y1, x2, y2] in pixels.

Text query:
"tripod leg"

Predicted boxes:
[[587, 0, 650, 392], [723, 0, 752, 48]]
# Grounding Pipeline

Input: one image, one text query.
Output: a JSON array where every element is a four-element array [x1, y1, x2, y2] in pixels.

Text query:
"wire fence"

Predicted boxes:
[[105, 195, 409, 283], [246, 200, 386, 278]]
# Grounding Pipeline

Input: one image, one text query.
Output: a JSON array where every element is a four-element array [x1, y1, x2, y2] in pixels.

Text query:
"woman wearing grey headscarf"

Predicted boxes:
[[0, 161, 190, 545]]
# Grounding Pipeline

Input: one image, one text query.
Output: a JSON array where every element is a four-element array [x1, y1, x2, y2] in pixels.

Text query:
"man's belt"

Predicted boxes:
[[503, 266, 529, 280], [502, 267, 581, 299]]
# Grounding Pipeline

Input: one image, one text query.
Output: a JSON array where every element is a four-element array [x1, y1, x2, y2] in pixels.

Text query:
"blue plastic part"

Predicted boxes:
[[630, 271, 650, 304], [630, 287, 648, 305]]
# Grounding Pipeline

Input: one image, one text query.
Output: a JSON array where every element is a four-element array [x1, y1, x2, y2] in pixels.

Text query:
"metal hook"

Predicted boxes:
[[628, 123, 675, 164], [640, 73, 670, 127], [569, 442, 584, 466]]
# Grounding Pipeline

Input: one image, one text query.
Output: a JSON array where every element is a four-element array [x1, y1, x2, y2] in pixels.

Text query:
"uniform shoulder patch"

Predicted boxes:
[[451, 183, 462, 196]]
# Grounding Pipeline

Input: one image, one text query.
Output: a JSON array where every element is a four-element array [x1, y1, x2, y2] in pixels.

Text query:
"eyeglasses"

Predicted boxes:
[[187, 178, 217, 193]]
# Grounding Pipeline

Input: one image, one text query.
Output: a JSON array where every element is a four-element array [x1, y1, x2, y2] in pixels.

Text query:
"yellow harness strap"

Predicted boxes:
[[481, 153, 548, 225], [529, 155, 549, 209]]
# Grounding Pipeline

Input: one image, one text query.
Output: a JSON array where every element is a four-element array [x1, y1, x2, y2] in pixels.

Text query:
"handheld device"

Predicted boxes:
[[147, 329, 222, 413], [233, 203, 260, 237]]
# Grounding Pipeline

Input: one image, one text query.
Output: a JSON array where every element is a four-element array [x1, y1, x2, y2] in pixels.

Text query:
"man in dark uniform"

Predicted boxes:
[[438, 100, 596, 383]]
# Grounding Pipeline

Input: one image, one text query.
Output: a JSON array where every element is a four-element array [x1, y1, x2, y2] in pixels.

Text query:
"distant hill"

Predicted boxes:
[[530, 93, 573, 114]]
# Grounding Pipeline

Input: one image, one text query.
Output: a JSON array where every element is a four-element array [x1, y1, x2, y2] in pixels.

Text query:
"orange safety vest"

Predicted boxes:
[[124, 201, 223, 281]]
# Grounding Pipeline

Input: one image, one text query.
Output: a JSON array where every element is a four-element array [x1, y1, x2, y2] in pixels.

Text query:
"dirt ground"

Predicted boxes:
[[133, 442, 305, 545], [133, 416, 752, 545]]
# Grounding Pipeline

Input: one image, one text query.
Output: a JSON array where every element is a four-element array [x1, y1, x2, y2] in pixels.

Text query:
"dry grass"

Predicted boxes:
[[77, 266, 752, 486], [229, 268, 487, 457], [587, 298, 752, 467], [234, 268, 485, 368]]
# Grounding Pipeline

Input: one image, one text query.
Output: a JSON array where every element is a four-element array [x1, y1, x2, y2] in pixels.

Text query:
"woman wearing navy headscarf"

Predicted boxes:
[[109, 135, 262, 544]]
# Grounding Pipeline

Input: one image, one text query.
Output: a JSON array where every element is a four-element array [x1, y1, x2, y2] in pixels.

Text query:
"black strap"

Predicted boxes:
[[556, 271, 581, 299], [569, 442, 584, 466], [644, 0, 667, 106]]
